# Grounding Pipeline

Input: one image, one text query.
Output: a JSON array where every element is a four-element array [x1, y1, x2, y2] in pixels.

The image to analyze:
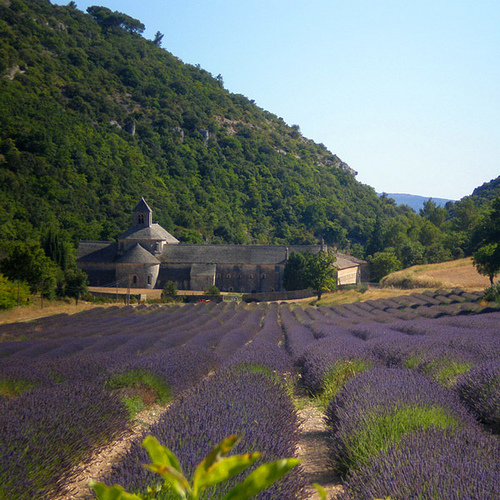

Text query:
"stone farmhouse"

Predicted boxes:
[[76, 198, 368, 292]]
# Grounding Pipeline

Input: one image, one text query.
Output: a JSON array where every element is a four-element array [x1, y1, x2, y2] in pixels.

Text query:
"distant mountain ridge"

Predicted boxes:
[[382, 193, 455, 212]]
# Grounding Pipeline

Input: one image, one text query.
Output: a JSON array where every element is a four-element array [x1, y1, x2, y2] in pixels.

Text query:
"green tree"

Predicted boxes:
[[473, 243, 500, 285], [308, 251, 337, 300], [420, 199, 447, 228], [470, 195, 500, 284], [204, 285, 220, 296], [64, 267, 88, 304], [162, 280, 178, 297], [153, 31, 164, 47], [0, 242, 60, 298], [41, 226, 73, 271], [283, 251, 312, 291], [0, 274, 30, 310], [369, 251, 402, 283], [283, 251, 336, 299], [87, 6, 145, 33]]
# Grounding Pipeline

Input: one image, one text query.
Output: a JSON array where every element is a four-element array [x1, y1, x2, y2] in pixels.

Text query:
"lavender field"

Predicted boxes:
[[1, 289, 499, 499]]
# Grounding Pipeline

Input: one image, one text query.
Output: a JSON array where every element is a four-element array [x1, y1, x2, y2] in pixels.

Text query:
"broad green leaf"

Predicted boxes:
[[90, 482, 143, 500], [144, 463, 190, 499], [193, 434, 242, 492], [192, 453, 262, 496], [142, 435, 182, 473], [223, 458, 300, 500], [204, 434, 241, 467], [312, 483, 327, 500]]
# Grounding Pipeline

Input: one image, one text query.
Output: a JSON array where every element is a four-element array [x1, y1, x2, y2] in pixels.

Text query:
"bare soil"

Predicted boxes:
[[297, 402, 344, 499]]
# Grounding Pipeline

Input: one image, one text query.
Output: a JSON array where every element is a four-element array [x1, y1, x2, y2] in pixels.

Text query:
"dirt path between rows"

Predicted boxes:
[[297, 403, 344, 500]]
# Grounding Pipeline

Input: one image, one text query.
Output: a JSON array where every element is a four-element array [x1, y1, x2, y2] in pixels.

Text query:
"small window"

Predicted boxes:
[[147, 275, 152, 285], [229, 287, 234, 292], [132, 275, 138, 285], [261, 274, 266, 279], [226, 274, 231, 279], [138, 213, 145, 224], [249, 274, 253, 279]]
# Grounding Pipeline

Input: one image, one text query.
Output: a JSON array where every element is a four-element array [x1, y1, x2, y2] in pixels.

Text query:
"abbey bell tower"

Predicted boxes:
[[132, 197, 153, 228]]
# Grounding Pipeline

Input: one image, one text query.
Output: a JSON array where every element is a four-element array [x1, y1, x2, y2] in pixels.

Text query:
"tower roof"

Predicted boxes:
[[133, 197, 152, 213], [116, 243, 161, 264], [118, 223, 179, 243]]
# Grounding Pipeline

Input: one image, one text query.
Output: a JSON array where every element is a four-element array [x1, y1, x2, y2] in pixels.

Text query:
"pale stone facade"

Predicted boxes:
[[77, 198, 368, 292]]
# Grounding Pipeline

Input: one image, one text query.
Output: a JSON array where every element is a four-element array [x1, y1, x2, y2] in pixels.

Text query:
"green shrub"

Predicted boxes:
[[0, 274, 30, 310], [162, 281, 178, 297], [483, 282, 500, 302], [204, 285, 220, 296]]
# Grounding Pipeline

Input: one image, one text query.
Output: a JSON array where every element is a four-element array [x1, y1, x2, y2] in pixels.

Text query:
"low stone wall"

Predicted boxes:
[[242, 289, 315, 303]]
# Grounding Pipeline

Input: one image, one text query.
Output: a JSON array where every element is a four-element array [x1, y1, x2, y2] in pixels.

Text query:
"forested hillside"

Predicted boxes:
[[1, 0, 499, 294], [0, 0, 395, 250]]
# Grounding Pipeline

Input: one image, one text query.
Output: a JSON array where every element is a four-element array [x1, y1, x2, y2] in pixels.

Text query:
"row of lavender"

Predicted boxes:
[[281, 298, 500, 499], [0, 302, 281, 499], [102, 304, 305, 499]]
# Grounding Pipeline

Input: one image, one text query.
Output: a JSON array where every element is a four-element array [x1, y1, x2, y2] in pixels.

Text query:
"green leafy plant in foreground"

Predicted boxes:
[[91, 434, 299, 500]]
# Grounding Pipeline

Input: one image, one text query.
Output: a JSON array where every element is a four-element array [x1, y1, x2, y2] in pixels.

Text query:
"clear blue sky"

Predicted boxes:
[[52, 0, 500, 200]]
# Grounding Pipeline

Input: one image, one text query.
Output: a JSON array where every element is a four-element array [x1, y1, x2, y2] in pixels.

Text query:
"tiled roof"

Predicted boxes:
[[76, 241, 117, 262], [118, 223, 179, 243], [133, 197, 152, 213], [159, 244, 362, 269], [116, 243, 161, 264]]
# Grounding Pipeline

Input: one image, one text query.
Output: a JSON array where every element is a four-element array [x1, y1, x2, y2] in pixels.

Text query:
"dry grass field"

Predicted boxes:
[[380, 257, 490, 289]]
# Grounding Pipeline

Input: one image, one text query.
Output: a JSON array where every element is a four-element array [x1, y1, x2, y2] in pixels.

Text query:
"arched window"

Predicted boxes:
[[261, 274, 266, 279], [132, 275, 138, 285], [138, 213, 145, 224]]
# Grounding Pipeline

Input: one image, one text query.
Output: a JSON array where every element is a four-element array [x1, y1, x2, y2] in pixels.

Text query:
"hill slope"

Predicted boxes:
[[470, 176, 500, 206], [0, 0, 404, 250]]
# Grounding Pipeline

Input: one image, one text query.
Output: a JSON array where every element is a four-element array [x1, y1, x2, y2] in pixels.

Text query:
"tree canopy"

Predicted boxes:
[[283, 251, 337, 299]]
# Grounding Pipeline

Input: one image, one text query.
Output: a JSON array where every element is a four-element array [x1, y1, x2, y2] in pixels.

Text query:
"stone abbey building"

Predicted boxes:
[[77, 198, 368, 292]]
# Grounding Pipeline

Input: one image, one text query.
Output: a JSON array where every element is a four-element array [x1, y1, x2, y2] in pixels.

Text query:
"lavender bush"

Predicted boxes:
[[325, 368, 478, 474], [340, 427, 500, 500], [456, 360, 500, 431]]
